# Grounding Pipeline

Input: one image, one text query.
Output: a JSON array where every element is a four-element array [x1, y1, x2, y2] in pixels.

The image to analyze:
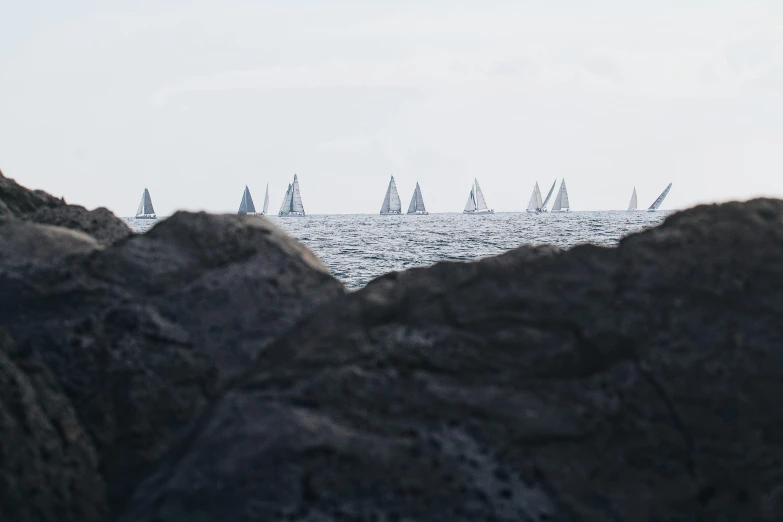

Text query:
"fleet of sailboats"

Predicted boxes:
[[135, 188, 156, 219], [133, 178, 675, 217], [463, 179, 494, 214], [380, 175, 402, 215], [237, 185, 269, 216], [407, 182, 428, 215]]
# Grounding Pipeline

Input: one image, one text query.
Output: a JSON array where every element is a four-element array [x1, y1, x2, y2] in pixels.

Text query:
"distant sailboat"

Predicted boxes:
[[262, 183, 269, 215], [628, 188, 638, 211], [540, 180, 557, 212], [550, 179, 571, 213], [525, 182, 544, 213], [463, 178, 494, 214], [278, 174, 305, 216], [380, 175, 402, 215], [237, 185, 258, 216], [407, 182, 428, 215], [135, 188, 156, 219], [647, 183, 672, 212]]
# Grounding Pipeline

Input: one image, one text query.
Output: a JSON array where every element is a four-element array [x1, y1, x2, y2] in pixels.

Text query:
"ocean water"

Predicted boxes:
[[123, 211, 669, 289]]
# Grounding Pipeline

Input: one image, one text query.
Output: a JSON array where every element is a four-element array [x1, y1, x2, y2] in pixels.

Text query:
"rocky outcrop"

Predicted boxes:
[[0, 331, 108, 522], [0, 169, 131, 245], [120, 199, 783, 522], [1, 169, 782, 522], [0, 181, 345, 517]]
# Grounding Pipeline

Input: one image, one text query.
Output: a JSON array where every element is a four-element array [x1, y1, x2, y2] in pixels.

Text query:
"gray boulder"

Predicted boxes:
[[121, 199, 783, 522], [0, 210, 345, 517], [0, 169, 131, 245]]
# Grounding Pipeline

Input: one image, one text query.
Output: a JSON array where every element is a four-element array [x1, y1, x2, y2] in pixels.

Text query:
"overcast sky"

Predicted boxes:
[[1, 1, 782, 215]]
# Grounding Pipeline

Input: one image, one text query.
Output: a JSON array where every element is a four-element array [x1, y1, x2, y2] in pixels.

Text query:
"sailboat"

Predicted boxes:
[[463, 178, 494, 214], [647, 183, 672, 212], [135, 188, 156, 219], [380, 175, 402, 215], [278, 174, 305, 216], [261, 183, 269, 215], [550, 179, 571, 213], [237, 185, 259, 216], [628, 188, 638, 211], [527, 180, 556, 213], [525, 182, 543, 213], [407, 182, 428, 215]]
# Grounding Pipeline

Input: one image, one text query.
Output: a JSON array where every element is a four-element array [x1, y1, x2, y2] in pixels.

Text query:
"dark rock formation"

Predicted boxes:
[[121, 200, 783, 522], [1, 169, 782, 522], [0, 169, 131, 245], [0, 179, 345, 518], [0, 331, 108, 522]]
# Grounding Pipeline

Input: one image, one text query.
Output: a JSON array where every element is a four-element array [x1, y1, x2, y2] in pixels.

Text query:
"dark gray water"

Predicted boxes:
[[124, 211, 669, 289]]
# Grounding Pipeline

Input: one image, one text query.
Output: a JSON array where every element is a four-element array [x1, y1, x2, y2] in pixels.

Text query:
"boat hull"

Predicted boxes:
[[135, 215, 157, 220], [463, 209, 494, 214], [407, 211, 429, 215], [526, 209, 546, 214], [278, 212, 305, 217], [550, 209, 570, 213], [380, 211, 402, 215]]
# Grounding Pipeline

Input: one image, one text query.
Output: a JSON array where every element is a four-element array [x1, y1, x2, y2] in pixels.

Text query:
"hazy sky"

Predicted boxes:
[[1, 1, 782, 215]]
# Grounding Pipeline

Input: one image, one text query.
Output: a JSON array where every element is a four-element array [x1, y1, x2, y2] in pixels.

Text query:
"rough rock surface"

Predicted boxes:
[[121, 199, 783, 522], [1, 169, 782, 522], [0, 180, 345, 517], [0, 169, 131, 245], [0, 331, 108, 522]]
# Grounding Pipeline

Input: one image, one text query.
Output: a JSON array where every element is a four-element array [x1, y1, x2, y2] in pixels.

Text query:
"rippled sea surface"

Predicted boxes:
[[123, 211, 670, 289]]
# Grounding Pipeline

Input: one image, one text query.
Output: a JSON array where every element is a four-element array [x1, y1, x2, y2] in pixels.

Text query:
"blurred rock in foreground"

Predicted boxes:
[[1, 172, 782, 521]]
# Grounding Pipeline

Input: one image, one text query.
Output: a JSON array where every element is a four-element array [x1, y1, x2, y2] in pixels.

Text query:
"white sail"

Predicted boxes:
[[407, 182, 427, 214], [552, 179, 569, 211], [648, 183, 672, 211], [278, 183, 292, 215], [238, 186, 256, 214], [380, 175, 402, 214], [464, 189, 476, 212], [291, 174, 305, 214], [474, 179, 488, 211], [135, 188, 156, 217], [628, 188, 638, 211], [541, 180, 557, 211], [262, 183, 269, 215], [527, 182, 542, 211]]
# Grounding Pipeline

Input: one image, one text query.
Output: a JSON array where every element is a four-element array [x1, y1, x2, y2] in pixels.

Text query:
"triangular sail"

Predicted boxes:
[[381, 176, 401, 213], [262, 183, 269, 214], [464, 189, 476, 212], [238, 186, 256, 214], [291, 175, 305, 214], [407, 186, 417, 214], [527, 182, 542, 211], [474, 179, 488, 211], [552, 179, 569, 211], [415, 182, 426, 212], [279, 183, 292, 215], [628, 188, 638, 211], [541, 180, 557, 210], [136, 188, 155, 217], [648, 183, 672, 210]]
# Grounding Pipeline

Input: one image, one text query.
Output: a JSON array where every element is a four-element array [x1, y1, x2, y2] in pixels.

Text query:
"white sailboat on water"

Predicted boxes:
[[526, 180, 556, 213], [278, 174, 305, 217], [647, 183, 672, 212], [463, 178, 494, 214], [407, 182, 428, 215], [380, 175, 402, 215], [550, 179, 571, 213], [135, 188, 156, 219], [238, 185, 258, 216], [525, 182, 543, 213], [628, 188, 638, 211]]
